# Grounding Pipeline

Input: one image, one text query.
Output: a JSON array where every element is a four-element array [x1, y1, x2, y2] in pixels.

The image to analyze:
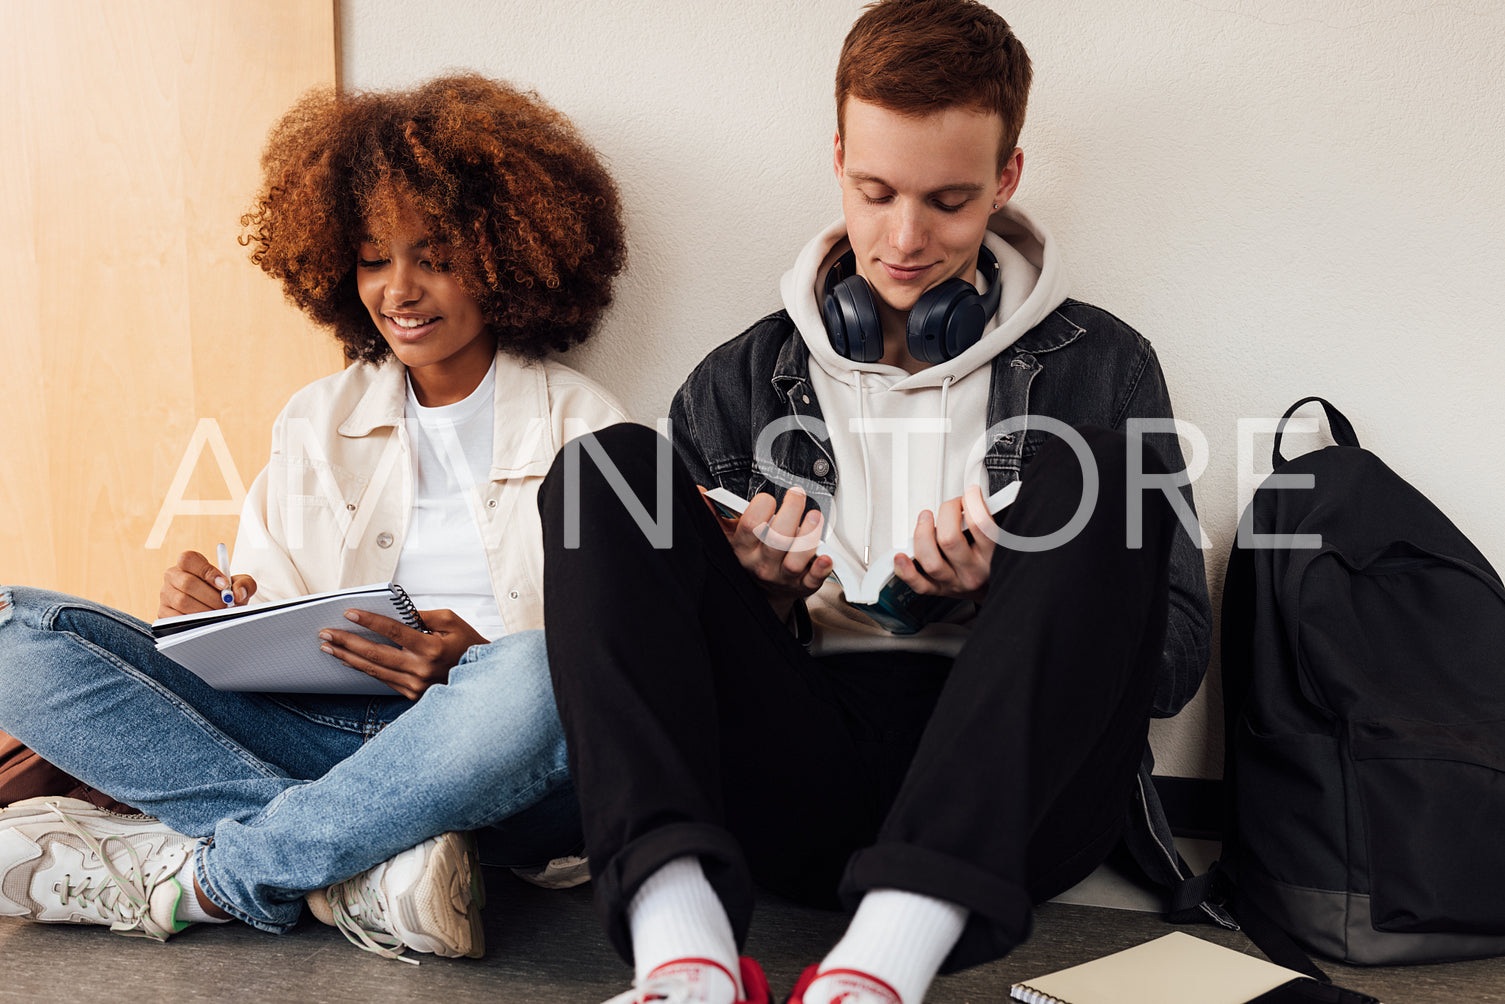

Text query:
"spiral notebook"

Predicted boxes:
[[1009, 932, 1305, 1004], [151, 582, 428, 695]]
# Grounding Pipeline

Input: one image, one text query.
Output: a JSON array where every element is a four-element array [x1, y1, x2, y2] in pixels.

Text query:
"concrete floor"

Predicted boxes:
[[1, 865, 1502, 1003]]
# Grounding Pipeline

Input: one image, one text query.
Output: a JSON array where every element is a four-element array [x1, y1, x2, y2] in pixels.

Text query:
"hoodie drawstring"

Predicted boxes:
[[934, 375, 954, 515], [856, 372, 875, 566]]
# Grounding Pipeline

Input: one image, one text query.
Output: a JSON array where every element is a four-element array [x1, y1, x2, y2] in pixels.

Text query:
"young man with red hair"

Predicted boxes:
[[543, 2, 1210, 1001]]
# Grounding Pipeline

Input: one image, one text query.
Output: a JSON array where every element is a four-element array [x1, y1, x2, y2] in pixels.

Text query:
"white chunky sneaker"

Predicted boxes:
[[306, 830, 483, 964], [601, 957, 772, 1004], [0, 796, 198, 941], [511, 853, 590, 890]]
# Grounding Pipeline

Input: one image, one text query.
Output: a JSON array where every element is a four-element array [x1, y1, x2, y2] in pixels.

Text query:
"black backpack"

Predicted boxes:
[[1219, 397, 1505, 964]]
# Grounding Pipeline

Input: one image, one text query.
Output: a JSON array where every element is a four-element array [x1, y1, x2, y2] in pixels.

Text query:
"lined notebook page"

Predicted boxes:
[[1010, 932, 1303, 1004], [154, 584, 419, 694]]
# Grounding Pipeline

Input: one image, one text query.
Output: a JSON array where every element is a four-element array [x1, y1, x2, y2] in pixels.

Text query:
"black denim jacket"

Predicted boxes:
[[669, 298, 1212, 718]]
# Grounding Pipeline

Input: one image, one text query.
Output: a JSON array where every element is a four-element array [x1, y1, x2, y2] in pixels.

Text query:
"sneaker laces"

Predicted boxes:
[[601, 968, 732, 1004], [323, 872, 421, 966], [44, 800, 184, 941], [600, 974, 693, 1004]]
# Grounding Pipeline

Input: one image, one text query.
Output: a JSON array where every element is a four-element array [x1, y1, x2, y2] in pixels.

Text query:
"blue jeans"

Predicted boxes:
[[0, 586, 580, 933]]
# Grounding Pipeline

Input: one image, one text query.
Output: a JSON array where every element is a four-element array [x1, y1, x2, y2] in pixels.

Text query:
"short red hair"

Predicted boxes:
[[836, 0, 1032, 169]]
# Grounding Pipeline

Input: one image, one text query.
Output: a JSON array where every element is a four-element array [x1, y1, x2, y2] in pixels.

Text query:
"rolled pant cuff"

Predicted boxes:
[[196, 843, 299, 934], [839, 841, 1033, 972], [596, 821, 753, 965]]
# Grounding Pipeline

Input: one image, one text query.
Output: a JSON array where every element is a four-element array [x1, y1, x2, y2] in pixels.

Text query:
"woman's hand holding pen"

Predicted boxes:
[[704, 485, 831, 621], [158, 551, 259, 618], [892, 484, 998, 604], [318, 609, 487, 700]]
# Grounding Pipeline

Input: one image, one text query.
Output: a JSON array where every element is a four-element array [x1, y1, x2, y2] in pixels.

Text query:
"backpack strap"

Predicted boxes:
[[1123, 755, 1238, 930], [1273, 397, 1361, 467], [1228, 874, 1331, 982], [1163, 861, 1330, 982]]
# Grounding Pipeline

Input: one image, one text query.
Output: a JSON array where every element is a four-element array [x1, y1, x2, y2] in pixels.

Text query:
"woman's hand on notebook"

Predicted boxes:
[[318, 608, 487, 700], [158, 551, 259, 618]]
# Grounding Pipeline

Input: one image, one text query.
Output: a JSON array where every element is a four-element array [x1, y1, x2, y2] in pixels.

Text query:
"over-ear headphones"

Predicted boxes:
[[821, 246, 1002, 364]]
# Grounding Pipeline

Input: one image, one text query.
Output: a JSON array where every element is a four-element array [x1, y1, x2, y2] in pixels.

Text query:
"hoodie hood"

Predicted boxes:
[[780, 201, 1069, 387], [778, 202, 1070, 654]]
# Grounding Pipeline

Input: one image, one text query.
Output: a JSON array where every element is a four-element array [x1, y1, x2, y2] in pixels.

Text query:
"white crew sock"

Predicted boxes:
[[627, 856, 742, 1002], [805, 888, 968, 1004], [172, 857, 230, 925]]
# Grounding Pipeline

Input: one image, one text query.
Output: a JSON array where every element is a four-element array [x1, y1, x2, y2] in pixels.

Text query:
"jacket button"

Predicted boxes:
[[486, 498, 498, 509], [802, 394, 811, 404], [812, 458, 831, 477], [376, 532, 394, 548], [508, 590, 520, 600], [345, 502, 356, 512]]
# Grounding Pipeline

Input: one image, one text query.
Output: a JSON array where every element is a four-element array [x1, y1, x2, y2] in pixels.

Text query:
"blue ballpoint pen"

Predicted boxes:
[[216, 542, 235, 606]]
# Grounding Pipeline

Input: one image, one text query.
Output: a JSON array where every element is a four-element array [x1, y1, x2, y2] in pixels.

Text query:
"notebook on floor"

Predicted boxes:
[[1008, 931, 1305, 1004]]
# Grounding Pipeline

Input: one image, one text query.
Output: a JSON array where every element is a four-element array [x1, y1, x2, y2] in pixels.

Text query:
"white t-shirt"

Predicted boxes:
[[391, 359, 507, 641]]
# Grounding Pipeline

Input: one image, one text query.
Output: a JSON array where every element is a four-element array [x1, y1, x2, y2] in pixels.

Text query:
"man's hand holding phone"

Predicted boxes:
[[700, 485, 831, 620]]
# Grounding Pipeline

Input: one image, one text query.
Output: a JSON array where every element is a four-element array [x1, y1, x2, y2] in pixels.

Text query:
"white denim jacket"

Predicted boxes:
[[233, 348, 630, 632]]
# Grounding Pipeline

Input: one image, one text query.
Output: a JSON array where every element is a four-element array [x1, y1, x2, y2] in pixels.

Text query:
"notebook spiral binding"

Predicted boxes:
[[1010, 988, 1067, 1004], [389, 584, 431, 633]]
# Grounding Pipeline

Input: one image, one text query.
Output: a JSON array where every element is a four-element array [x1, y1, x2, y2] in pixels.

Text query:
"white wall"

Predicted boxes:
[[343, 0, 1505, 777]]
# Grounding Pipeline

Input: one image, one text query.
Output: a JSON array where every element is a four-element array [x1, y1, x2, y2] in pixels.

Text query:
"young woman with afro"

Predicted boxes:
[[0, 73, 629, 963]]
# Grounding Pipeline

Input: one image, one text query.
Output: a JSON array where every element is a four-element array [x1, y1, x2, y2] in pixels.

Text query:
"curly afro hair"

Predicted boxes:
[[242, 73, 626, 363]]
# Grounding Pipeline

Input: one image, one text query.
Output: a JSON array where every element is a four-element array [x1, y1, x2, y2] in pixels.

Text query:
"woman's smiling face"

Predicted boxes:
[[355, 202, 496, 405]]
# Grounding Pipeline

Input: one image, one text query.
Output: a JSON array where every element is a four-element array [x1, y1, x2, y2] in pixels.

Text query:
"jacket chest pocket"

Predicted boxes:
[[747, 457, 836, 514], [273, 455, 373, 552]]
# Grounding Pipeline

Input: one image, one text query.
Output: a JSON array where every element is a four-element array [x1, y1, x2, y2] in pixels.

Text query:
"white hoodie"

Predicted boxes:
[[780, 203, 1070, 655]]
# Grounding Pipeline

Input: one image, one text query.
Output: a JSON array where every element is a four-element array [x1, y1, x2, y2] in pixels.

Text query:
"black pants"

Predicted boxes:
[[539, 423, 1174, 972]]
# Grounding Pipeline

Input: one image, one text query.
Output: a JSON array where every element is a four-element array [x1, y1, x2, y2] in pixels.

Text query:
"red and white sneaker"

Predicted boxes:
[[602, 956, 771, 1004], [786, 966, 904, 1004]]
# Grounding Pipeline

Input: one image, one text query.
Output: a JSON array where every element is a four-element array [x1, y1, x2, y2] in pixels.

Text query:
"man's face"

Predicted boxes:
[[835, 98, 1021, 321]]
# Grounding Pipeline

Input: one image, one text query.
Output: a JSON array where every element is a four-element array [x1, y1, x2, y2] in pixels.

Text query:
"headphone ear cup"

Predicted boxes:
[[906, 278, 984, 364], [943, 297, 989, 360], [822, 286, 853, 359], [824, 275, 885, 363]]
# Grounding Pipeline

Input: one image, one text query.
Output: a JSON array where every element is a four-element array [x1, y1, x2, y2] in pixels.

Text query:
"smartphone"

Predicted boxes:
[[961, 479, 1023, 544], [702, 487, 750, 520], [1246, 978, 1381, 1004]]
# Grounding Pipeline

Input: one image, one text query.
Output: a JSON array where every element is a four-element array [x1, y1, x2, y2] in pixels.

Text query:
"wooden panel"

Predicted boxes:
[[0, 1, 341, 619]]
